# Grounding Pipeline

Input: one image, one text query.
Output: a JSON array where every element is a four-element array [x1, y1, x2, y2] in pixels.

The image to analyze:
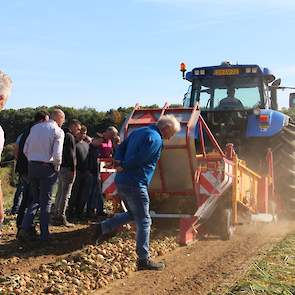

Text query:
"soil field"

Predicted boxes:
[[95, 221, 295, 295], [1, 218, 294, 294]]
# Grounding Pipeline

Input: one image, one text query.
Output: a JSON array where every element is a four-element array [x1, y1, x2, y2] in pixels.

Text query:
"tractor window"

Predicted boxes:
[[190, 78, 264, 110], [213, 87, 261, 110], [183, 85, 192, 107], [183, 84, 211, 108], [199, 88, 211, 108]]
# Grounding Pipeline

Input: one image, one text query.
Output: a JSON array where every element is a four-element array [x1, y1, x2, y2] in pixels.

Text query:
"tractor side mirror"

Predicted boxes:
[[289, 93, 295, 109], [270, 87, 278, 110], [271, 79, 281, 87]]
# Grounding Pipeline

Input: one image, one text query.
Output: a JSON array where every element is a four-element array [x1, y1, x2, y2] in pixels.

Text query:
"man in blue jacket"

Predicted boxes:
[[95, 115, 181, 271]]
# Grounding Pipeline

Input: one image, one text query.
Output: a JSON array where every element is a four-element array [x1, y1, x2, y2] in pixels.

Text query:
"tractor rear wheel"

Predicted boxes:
[[273, 121, 295, 212]]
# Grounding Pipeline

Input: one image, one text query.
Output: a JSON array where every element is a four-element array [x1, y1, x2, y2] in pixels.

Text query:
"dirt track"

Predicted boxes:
[[95, 221, 295, 295], [1, 220, 294, 294]]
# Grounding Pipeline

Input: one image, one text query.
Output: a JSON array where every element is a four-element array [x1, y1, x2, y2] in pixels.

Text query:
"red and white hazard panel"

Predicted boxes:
[[199, 160, 233, 196], [100, 161, 117, 195]]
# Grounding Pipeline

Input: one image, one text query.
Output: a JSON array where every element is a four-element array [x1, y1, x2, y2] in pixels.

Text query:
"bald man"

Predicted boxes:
[[19, 109, 65, 242]]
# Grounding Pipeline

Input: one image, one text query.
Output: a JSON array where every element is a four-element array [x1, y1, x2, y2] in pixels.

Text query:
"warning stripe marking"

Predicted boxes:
[[101, 173, 117, 194]]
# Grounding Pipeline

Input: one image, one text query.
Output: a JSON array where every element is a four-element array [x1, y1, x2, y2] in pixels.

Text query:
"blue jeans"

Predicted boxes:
[[22, 162, 58, 240], [16, 175, 32, 229], [11, 175, 26, 214], [101, 184, 151, 260]]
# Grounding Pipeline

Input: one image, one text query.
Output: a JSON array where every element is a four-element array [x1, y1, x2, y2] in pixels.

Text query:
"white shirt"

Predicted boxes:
[[24, 120, 64, 165], [0, 125, 4, 159]]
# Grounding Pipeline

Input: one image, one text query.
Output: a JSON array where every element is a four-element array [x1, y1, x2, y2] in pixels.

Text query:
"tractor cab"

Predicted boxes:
[[182, 62, 273, 111], [180, 62, 279, 153]]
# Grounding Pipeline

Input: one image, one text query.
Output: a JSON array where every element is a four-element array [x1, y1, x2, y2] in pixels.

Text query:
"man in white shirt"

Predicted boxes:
[[14, 111, 49, 235], [19, 109, 65, 242], [0, 70, 12, 237]]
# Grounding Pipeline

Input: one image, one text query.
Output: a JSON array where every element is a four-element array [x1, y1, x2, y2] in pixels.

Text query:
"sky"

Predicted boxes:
[[1, 0, 295, 111]]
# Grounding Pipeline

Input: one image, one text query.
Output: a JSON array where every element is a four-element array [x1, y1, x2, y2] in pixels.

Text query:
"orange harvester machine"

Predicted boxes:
[[100, 104, 276, 244]]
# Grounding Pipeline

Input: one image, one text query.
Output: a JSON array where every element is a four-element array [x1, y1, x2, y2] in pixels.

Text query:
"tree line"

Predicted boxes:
[[0, 105, 133, 163], [1, 104, 293, 164], [0, 104, 164, 163]]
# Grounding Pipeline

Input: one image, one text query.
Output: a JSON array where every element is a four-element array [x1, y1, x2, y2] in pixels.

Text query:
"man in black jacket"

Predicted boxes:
[[86, 135, 104, 219], [68, 125, 91, 220], [52, 119, 81, 226]]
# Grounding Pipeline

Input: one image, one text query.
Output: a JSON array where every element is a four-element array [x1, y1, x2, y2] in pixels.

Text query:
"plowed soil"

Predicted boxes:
[[95, 221, 295, 295], [0, 222, 91, 275], [1, 219, 294, 294]]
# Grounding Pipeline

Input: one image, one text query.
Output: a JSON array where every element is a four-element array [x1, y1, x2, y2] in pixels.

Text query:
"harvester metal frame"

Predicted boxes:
[[100, 103, 277, 245]]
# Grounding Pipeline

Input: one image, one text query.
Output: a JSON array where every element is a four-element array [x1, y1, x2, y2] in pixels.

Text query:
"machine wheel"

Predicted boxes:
[[273, 122, 295, 211], [219, 208, 234, 240]]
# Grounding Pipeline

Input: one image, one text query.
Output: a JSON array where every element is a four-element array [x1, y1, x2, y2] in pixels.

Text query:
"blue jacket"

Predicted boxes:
[[115, 125, 163, 187]]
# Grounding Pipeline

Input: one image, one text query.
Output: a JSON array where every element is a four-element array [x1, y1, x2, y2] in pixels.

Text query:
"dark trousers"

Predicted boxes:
[[22, 162, 58, 240], [11, 180, 22, 214], [87, 173, 103, 214], [54, 167, 75, 218], [11, 174, 28, 214], [16, 175, 32, 229], [68, 170, 91, 217]]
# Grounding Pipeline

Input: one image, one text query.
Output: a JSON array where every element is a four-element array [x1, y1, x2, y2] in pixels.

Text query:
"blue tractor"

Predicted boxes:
[[181, 61, 295, 212]]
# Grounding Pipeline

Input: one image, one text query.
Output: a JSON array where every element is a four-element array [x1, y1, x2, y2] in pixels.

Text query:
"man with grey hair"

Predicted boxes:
[[18, 109, 65, 242], [95, 114, 180, 271], [0, 70, 12, 237]]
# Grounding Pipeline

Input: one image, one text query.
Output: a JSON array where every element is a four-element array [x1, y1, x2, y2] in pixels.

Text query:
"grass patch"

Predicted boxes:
[[0, 166, 16, 210], [226, 233, 295, 295]]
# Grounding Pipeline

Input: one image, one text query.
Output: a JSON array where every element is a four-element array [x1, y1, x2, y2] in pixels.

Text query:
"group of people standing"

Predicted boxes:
[[52, 123, 119, 226], [12, 109, 118, 242], [13, 106, 181, 271], [1, 68, 182, 272]]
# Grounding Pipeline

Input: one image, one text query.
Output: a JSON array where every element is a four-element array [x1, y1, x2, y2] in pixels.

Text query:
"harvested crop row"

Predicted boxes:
[[0, 229, 177, 295]]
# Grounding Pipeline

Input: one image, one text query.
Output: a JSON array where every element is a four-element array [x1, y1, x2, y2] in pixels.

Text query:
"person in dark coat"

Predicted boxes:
[[87, 126, 118, 218], [86, 135, 103, 218], [52, 119, 81, 227], [68, 125, 91, 220]]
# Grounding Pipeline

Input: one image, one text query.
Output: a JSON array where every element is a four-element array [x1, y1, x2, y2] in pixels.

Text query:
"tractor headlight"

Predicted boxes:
[[253, 107, 261, 116], [194, 69, 205, 75], [246, 67, 258, 74], [251, 67, 258, 73]]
